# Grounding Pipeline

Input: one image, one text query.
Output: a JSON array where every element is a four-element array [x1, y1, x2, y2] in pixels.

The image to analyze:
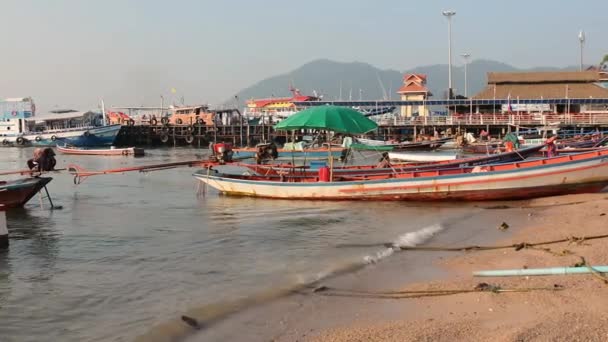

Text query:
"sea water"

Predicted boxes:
[[0, 147, 481, 341]]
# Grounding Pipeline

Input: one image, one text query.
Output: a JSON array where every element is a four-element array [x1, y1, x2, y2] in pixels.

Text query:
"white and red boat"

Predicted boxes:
[[241, 145, 545, 177], [194, 148, 608, 201], [57, 145, 144, 156]]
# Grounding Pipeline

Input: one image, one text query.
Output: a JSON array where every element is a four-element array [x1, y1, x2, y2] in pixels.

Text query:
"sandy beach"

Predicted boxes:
[[310, 193, 608, 342]]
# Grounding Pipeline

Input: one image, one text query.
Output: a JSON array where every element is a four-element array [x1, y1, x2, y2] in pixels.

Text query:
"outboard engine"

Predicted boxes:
[[254, 143, 278, 164], [27, 148, 57, 172], [210, 142, 233, 164]]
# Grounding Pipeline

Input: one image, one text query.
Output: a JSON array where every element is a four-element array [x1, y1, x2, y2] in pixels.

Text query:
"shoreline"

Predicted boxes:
[[179, 200, 542, 341]]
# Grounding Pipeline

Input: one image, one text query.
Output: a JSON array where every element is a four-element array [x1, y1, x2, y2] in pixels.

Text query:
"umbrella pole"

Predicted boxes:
[[327, 131, 333, 182]]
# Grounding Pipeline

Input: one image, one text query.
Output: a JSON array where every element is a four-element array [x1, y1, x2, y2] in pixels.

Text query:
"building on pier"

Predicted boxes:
[[396, 74, 432, 117], [472, 71, 608, 114]]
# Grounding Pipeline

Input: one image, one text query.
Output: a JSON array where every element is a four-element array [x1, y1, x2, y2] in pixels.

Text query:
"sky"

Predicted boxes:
[[1, 0, 607, 112]]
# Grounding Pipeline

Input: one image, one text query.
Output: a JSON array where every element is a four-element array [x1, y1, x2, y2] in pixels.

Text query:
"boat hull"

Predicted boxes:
[[195, 151, 608, 201], [388, 152, 460, 162], [0, 177, 52, 208], [1, 125, 121, 147], [56, 145, 144, 156]]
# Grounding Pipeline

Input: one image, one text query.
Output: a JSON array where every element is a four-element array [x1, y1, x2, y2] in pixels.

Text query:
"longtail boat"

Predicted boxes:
[[388, 151, 460, 162], [194, 148, 608, 201], [232, 146, 345, 160], [241, 145, 545, 177], [0, 177, 52, 208], [57, 145, 144, 156], [390, 138, 452, 151]]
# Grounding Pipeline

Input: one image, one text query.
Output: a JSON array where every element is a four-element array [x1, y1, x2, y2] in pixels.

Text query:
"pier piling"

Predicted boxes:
[[0, 206, 7, 249]]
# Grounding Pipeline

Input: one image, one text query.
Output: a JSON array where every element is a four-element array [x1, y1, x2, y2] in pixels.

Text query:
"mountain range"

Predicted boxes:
[[230, 59, 577, 104]]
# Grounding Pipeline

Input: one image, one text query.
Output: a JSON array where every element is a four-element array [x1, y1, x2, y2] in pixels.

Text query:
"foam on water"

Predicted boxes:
[[363, 223, 444, 264]]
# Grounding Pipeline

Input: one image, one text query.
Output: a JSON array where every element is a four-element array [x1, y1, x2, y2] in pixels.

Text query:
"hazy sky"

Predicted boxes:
[[1, 0, 607, 112]]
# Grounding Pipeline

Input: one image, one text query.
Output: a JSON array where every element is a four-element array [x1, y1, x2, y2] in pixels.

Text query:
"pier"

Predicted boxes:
[[114, 98, 608, 147]]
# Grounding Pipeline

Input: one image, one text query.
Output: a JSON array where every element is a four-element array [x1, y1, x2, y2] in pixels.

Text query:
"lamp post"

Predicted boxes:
[[578, 30, 585, 71], [460, 53, 471, 98], [442, 10, 456, 99]]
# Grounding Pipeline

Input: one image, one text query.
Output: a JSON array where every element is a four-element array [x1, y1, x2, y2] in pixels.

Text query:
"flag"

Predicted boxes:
[[171, 88, 177, 94], [507, 93, 513, 112]]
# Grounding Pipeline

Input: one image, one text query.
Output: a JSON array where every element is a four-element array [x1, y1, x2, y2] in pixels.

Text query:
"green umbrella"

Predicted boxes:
[[274, 105, 378, 134]]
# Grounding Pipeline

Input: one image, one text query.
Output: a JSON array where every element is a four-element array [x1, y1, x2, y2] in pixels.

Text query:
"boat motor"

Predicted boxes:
[[27, 148, 57, 172], [210, 142, 233, 164], [254, 143, 278, 164]]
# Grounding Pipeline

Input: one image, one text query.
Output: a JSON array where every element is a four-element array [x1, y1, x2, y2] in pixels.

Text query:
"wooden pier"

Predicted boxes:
[[115, 111, 608, 147]]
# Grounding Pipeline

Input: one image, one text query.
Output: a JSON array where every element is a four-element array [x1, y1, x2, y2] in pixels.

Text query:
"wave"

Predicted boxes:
[[363, 223, 444, 264]]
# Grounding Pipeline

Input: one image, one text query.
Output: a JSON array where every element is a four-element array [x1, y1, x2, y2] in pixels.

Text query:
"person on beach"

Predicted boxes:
[[546, 136, 558, 157]]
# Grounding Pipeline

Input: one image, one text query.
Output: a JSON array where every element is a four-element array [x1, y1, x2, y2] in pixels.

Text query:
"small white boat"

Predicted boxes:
[[388, 151, 461, 162]]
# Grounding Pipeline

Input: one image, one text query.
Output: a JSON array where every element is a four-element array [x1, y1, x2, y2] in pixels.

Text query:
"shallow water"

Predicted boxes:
[[0, 147, 477, 341]]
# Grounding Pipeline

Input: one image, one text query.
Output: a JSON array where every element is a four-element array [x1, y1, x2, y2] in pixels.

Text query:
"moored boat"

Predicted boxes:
[[195, 148, 608, 201], [388, 151, 461, 162], [240, 145, 544, 177], [0, 98, 121, 147], [56, 145, 144, 156], [233, 146, 345, 160], [0, 177, 52, 208]]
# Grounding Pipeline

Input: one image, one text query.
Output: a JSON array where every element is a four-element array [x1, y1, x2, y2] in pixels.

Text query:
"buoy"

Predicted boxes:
[[16, 137, 25, 145], [0, 206, 8, 249], [35, 136, 42, 142], [160, 134, 169, 143], [51, 135, 57, 141], [185, 134, 194, 144], [150, 118, 158, 126]]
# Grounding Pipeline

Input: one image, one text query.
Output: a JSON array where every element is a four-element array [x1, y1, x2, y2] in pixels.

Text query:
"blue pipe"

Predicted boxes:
[[473, 266, 608, 277]]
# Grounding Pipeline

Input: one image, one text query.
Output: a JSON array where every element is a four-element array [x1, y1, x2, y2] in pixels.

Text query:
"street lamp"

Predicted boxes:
[[442, 10, 456, 99], [460, 53, 471, 97], [578, 30, 585, 71]]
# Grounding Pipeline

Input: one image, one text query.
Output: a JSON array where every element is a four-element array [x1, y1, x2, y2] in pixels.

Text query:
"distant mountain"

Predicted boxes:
[[230, 59, 577, 104]]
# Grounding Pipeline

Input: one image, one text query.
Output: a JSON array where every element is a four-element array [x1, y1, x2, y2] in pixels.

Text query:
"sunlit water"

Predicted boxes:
[[0, 147, 477, 341]]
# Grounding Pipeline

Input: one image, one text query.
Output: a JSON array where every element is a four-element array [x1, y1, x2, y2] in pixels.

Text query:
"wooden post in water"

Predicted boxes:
[[0, 205, 7, 249]]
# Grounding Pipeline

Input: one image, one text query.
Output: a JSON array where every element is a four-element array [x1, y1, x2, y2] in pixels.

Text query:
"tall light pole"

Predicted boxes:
[[578, 30, 585, 71], [442, 10, 456, 99], [460, 53, 471, 98]]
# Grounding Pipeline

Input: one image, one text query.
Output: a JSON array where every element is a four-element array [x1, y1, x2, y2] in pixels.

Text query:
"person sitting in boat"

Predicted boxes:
[[480, 129, 489, 141], [376, 152, 391, 168], [546, 136, 558, 158], [27, 148, 56, 172]]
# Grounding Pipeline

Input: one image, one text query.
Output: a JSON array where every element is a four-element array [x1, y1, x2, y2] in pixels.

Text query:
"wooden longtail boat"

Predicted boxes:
[[388, 151, 460, 162], [0, 177, 52, 208], [232, 146, 345, 160], [241, 145, 545, 177], [57, 145, 144, 156], [194, 148, 608, 201]]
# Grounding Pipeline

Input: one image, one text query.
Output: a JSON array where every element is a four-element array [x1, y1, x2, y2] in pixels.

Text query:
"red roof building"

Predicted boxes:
[[397, 74, 432, 117]]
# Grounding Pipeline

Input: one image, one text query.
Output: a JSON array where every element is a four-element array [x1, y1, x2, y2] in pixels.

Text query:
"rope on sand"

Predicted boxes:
[[309, 283, 563, 299], [397, 234, 606, 252]]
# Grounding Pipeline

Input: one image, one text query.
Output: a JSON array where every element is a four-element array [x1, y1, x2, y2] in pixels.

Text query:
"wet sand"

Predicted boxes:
[[309, 193, 608, 342], [178, 202, 546, 341]]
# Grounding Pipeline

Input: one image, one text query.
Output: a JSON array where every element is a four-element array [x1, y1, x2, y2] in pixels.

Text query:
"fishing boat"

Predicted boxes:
[[56, 144, 144, 156], [0, 98, 121, 147], [388, 151, 461, 162], [355, 137, 452, 151], [233, 145, 345, 160], [241, 145, 545, 177], [194, 148, 608, 201], [0, 177, 52, 208]]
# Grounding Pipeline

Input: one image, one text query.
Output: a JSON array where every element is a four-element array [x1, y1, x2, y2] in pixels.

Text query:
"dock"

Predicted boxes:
[[114, 99, 608, 147]]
